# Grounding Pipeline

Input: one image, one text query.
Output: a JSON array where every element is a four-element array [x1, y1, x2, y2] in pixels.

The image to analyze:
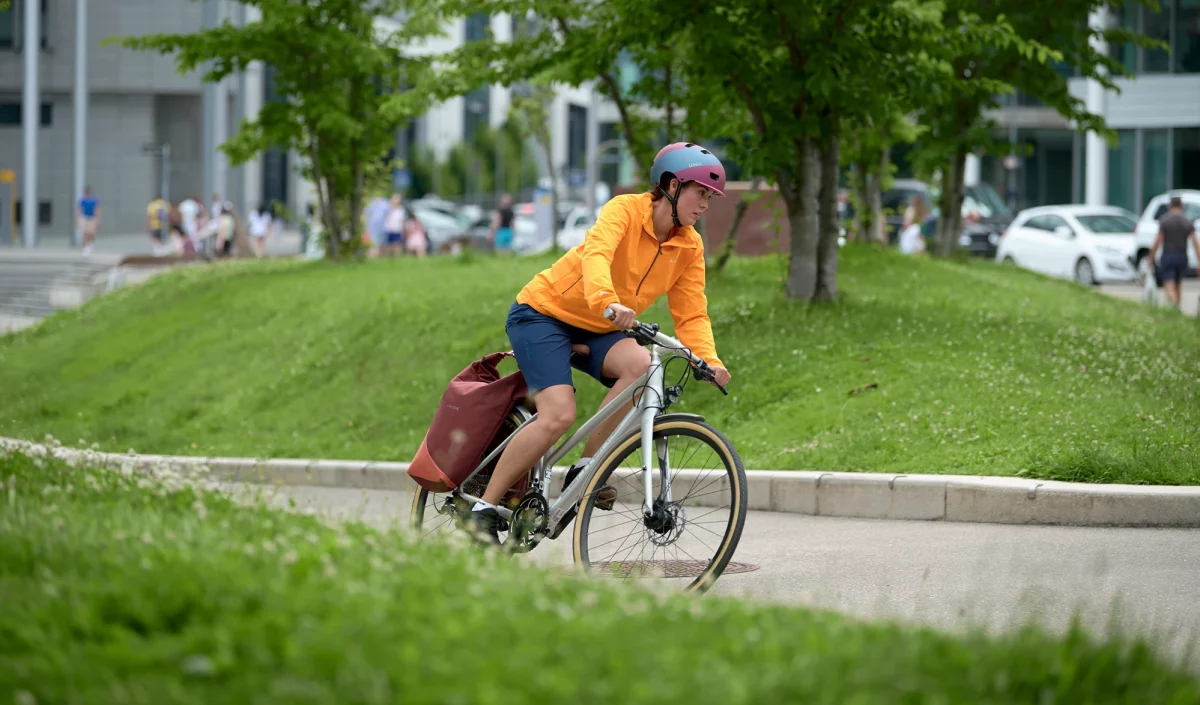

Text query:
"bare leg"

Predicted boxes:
[[480, 384, 575, 506], [1165, 281, 1181, 305], [580, 338, 651, 459]]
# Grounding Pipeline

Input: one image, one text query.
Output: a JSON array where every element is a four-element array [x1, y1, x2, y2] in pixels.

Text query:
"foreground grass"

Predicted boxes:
[[1, 449, 1196, 703], [0, 246, 1197, 484]]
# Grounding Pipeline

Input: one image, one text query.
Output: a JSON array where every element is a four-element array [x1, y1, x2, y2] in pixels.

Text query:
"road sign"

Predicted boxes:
[[392, 168, 411, 191]]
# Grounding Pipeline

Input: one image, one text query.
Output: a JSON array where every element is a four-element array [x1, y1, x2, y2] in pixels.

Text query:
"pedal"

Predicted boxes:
[[594, 486, 618, 511]]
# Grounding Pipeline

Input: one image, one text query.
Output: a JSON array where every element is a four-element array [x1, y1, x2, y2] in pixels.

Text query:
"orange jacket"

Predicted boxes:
[[516, 193, 722, 367]]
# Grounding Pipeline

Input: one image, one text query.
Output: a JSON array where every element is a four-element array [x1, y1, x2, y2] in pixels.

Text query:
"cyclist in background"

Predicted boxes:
[[467, 143, 733, 543]]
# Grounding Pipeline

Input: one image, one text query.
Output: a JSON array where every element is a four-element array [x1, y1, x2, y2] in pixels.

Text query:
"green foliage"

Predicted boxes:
[[3, 449, 1198, 703], [1, 250, 1197, 484], [105, 0, 450, 259]]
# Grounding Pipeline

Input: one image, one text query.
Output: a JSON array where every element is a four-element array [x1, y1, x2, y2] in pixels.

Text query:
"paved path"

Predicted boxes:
[[231, 483, 1200, 665], [1101, 282, 1199, 317], [0, 231, 303, 257]]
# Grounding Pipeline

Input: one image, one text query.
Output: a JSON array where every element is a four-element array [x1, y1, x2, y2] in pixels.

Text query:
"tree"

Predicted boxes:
[[841, 112, 922, 244], [509, 79, 561, 252], [109, 0, 449, 260], [665, 0, 952, 300], [910, 1, 1159, 256]]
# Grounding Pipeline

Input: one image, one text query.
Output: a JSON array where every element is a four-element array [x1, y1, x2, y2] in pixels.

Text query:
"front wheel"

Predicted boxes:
[[572, 417, 748, 594], [1075, 258, 1096, 286]]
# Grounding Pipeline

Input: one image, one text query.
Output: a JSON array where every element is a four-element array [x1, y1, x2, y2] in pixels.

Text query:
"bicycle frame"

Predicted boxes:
[[451, 327, 700, 537]]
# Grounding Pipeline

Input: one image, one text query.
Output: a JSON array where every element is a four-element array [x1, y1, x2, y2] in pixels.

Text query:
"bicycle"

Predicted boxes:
[[410, 308, 748, 594]]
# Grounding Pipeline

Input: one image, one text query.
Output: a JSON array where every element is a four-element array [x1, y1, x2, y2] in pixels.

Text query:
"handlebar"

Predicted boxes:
[[603, 306, 728, 396]]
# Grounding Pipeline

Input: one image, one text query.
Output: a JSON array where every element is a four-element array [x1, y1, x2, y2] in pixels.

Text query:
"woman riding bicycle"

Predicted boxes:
[[467, 142, 732, 543]]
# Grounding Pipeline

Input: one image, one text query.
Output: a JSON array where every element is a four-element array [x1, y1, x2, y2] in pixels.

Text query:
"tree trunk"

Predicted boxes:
[[782, 138, 820, 301], [311, 138, 339, 260], [852, 159, 868, 242], [935, 148, 967, 256], [712, 177, 762, 272], [871, 146, 888, 243], [540, 136, 561, 254], [816, 135, 840, 301], [664, 62, 674, 143]]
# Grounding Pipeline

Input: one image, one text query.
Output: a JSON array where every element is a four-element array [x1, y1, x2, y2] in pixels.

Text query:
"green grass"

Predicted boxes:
[[1, 448, 1197, 703], [0, 245, 1197, 484]]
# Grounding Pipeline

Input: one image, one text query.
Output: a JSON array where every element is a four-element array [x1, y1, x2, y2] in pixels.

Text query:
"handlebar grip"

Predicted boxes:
[[603, 306, 615, 320]]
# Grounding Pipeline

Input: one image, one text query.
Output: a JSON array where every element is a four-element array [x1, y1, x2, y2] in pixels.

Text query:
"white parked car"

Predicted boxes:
[[1133, 190, 1200, 279], [995, 205, 1140, 285]]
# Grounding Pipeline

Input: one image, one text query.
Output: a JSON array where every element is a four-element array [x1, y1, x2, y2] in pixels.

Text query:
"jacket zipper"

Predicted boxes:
[[559, 276, 583, 296], [635, 246, 663, 296]]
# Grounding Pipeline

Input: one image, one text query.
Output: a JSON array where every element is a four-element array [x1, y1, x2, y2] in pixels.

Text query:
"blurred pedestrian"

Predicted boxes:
[[76, 185, 100, 256], [404, 212, 428, 258], [1148, 196, 1200, 310], [146, 194, 169, 254], [365, 192, 389, 257], [490, 193, 515, 255], [384, 193, 407, 257], [898, 194, 928, 255], [248, 202, 271, 257], [179, 195, 202, 240]]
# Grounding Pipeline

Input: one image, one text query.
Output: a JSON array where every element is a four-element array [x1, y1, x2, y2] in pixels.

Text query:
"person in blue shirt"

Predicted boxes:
[[76, 186, 100, 255]]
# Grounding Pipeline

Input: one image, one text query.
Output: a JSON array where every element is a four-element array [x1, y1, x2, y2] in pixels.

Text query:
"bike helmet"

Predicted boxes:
[[650, 142, 727, 228]]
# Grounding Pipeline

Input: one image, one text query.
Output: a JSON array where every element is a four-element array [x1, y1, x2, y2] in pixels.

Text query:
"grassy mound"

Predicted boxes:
[[0, 449, 1196, 703], [0, 246, 1196, 483]]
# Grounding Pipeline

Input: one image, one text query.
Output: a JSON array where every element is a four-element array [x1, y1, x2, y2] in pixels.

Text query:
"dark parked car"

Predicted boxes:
[[881, 179, 1013, 257]]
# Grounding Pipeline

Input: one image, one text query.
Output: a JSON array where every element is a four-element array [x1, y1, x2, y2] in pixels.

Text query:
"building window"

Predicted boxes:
[[0, 102, 53, 126], [1142, 129, 1169, 209], [567, 104, 587, 173], [1110, 4, 1139, 73], [15, 200, 53, 226], [1178, 0, 1200, 73], [1176, 128, 1200, 190], [464, 12, 489, 42], [1110, 0, 1200, 75], [1108, 129, 1136, 213], [1143, 4, 1173, 73], [0, 0, 49, 50]]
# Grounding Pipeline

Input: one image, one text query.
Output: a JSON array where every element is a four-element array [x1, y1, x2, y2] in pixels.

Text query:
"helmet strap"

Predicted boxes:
[[660, 180, 685, 229]]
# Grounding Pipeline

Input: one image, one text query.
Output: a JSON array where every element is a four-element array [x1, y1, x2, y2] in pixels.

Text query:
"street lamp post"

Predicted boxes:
[[73, 0, 88, 248]]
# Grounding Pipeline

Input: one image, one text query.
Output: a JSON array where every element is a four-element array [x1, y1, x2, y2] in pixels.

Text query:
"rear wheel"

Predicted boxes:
[[572, 417, 748, 594], [409, 406, 534, 542]]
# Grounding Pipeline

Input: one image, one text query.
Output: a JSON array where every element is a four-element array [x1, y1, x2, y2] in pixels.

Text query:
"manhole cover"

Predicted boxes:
[[593, 560, 759, 579]]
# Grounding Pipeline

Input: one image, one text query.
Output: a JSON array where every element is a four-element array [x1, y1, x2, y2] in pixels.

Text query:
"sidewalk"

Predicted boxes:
[[1100, 283, 1199, 317], [3, 230, 303, 258]]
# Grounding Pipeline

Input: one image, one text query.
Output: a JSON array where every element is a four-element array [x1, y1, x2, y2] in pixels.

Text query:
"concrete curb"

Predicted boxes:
[[3, 437, 1199, 528]]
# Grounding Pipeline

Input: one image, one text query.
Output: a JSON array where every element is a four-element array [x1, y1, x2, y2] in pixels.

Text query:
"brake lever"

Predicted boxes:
[[693, 363, 729, 396]]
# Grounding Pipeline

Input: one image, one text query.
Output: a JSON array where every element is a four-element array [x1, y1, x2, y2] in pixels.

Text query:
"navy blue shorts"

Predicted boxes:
[[1160, 251, 1189, 284], [506, 302, 627, 392]]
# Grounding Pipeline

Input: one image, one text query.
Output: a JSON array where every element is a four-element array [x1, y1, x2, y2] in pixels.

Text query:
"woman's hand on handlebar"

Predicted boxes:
[[710, 365, 731, 388], [603, 303, 638, 329]]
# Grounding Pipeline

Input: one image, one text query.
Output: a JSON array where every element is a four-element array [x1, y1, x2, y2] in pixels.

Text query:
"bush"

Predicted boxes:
[[0, 449, 1196, 703]]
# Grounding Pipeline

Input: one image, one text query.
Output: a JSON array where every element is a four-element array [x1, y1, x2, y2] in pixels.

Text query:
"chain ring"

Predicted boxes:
[[506, 492, 549, 554]]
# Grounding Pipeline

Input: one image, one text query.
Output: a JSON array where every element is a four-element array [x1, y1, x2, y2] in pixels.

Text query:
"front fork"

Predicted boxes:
[[640, 347, 672, 515]]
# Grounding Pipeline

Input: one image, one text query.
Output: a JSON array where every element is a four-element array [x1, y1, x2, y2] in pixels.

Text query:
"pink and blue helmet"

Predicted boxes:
[[650, 142, 726, 197]]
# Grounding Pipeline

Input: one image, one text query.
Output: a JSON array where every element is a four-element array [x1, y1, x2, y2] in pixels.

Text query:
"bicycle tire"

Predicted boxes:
[[572, 416, 747, 594]]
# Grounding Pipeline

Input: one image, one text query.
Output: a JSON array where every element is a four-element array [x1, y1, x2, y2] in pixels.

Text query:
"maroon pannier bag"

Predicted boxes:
[[407, 351, 528, 493]]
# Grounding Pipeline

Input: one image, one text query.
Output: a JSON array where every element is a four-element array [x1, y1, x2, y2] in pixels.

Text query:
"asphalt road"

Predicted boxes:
[[229, 483, 1200, 666]]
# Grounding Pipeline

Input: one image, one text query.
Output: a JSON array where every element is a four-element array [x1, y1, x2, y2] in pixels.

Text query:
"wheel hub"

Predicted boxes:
[[643, 499, 685, 545]]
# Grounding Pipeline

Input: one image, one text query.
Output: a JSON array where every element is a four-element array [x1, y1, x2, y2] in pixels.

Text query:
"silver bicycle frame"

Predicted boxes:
[[451, 327, 702, 535]]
